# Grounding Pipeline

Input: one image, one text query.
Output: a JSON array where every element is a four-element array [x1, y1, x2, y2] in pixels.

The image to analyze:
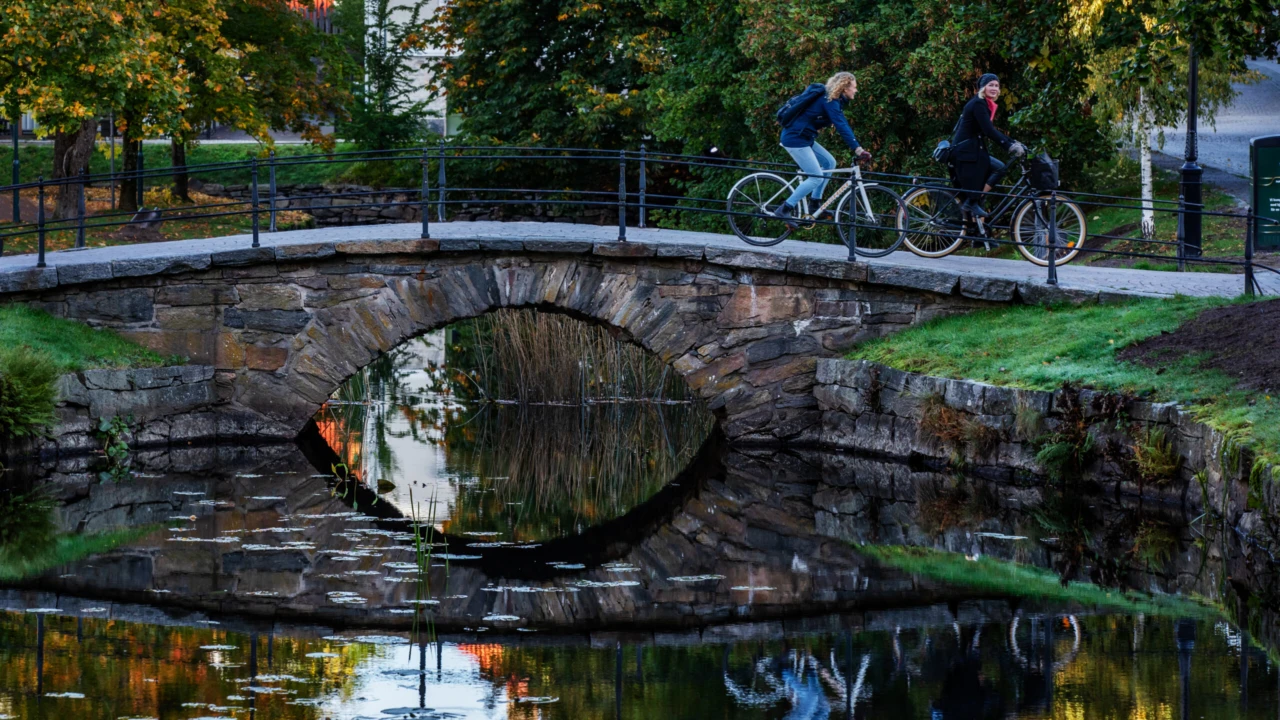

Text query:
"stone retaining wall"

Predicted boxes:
[[813, 357, 1276, 526], [1, 365, 221, 460]]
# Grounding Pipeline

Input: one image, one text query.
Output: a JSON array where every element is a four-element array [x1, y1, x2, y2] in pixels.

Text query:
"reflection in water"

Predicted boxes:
[[4, 308, 1280, 716], [0, 607, 1274, 719], [313, 317, 713, 541]]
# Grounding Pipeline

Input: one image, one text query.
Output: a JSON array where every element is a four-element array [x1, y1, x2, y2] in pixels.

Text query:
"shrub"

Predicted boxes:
[[0, 346, 59, 438]]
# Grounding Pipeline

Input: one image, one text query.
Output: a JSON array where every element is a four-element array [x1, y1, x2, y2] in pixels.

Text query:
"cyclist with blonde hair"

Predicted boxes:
[[774, 71, 872, 227]]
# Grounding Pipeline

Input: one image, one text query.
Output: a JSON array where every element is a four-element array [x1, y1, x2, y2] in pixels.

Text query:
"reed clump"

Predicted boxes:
[[453, 309, 693, 404]]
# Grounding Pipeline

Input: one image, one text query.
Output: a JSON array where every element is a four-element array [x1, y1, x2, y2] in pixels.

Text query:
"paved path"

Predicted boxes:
[[0, 221, 1273, 299], [1157, 58, 1280, 179]]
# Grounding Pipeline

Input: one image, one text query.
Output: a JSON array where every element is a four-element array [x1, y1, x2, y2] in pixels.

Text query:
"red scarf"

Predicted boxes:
[[985, 98, 997, 121]]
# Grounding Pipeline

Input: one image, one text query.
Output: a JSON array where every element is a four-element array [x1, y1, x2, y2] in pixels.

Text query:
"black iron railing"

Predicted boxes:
[[1, 145, 1276, 295]]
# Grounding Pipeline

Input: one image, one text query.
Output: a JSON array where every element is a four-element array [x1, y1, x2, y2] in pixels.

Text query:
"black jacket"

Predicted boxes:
[[951, 95, 1014, 192]]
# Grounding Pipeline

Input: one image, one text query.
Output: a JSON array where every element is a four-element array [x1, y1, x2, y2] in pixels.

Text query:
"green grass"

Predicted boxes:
[[1079, 155, 1244, 268], [860, 544, 1218, 618], [848, 296, 1280, 463], [0, 305, 172, 372]]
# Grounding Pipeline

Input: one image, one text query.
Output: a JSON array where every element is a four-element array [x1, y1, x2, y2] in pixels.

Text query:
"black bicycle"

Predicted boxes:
[[897, 160, 1087, 266]]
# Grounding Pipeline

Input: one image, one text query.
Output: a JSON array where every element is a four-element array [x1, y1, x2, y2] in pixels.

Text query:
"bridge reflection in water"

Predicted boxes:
[[2, 312, 1279, 717]]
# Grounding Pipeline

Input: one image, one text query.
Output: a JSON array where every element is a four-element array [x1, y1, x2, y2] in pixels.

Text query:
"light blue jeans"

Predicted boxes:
[[783, 141, 836, 208]]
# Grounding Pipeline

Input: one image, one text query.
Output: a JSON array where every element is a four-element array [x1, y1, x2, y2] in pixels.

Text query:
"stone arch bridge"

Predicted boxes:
[[0, 222, 1126, 448]]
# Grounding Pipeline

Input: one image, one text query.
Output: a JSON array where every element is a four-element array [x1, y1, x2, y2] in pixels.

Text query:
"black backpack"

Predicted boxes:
[[1029, 152, 1059, 192], [776, 83, 826, 127]]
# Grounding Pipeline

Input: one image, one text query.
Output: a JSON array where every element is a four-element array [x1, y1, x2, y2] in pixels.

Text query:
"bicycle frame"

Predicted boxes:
[[794, 164, 876, 224]]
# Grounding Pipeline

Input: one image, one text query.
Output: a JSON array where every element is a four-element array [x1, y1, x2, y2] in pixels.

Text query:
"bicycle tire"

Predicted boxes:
[[726, 172, 795, 247], [1012, 194, 1086, 266], [836, 184, 907, 258], [899, 186, 966, 258]]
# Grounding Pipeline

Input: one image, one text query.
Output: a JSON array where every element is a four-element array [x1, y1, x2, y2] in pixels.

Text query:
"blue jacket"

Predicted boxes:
[[780, 96, 861, 152]]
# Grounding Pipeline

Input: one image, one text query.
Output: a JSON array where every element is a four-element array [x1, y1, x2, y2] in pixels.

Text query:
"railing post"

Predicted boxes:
[[420, 147, 430, 239], [36, 176, 45, 268], [250, 158, 260, 248], [1175, 194, 1187, 272], [76, 167, 87, 248], [1245, 207, 1255, 297], [437, 139, 446, 222], [639, 143, 647, 229], [136, 145, 145, 208], [10, 115, 19, 223], [1046, 192, 1059, 286], [618, 149, 627, 242], [268, 149, 277, 233]]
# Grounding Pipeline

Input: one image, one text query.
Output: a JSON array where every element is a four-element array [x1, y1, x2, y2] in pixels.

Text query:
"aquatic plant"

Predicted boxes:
[[445, 309, 694, 404]]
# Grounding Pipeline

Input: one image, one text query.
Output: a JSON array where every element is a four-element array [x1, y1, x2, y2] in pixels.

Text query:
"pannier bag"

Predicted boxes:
[[932, 118, 963, 165], [1030, 152, 1060, 192], [776, 84, 826, 126]]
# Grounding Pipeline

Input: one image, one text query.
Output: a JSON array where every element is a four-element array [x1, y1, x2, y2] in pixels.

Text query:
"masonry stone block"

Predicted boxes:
[[66, 288, 154, 324]]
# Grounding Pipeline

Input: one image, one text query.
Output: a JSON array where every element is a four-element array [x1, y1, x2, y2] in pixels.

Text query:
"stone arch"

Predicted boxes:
[[228, 254, 830, 444]]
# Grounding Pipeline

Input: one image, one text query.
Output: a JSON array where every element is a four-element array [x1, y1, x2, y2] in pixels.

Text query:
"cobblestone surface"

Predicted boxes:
[[0, 220, 1270, 298]]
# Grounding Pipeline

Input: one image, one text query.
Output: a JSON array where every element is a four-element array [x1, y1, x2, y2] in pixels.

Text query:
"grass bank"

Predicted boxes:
[[0, 305, 174, 437], [847, 296, 1280, 463], [10, 142, 354, 187], [861, 544, 1216, 618]]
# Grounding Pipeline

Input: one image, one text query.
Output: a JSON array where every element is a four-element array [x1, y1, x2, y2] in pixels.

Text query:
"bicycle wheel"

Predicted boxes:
[[835, 184, 906, 258], [727, 172, 795, 247], [1012, 194, 1087, 266], [899, 186, 966, 258]]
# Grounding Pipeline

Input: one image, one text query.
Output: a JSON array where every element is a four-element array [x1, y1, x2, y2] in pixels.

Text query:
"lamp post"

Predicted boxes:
[[1180, 33, 1203, 258]]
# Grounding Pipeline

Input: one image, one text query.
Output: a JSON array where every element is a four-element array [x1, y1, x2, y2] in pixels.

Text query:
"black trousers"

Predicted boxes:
[[985, 156, 1011, 188]]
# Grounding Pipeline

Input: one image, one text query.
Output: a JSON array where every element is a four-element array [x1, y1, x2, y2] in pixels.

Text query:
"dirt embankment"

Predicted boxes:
[[1119, 299, 1280, 394]]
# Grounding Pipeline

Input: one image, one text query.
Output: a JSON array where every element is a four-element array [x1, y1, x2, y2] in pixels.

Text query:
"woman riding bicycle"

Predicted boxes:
[[775, 71, 872, 228], [952, 73, 1026, 218]]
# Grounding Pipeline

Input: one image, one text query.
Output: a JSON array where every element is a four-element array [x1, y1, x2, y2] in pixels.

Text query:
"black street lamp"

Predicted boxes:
[[1180, 34, 1204, 258]]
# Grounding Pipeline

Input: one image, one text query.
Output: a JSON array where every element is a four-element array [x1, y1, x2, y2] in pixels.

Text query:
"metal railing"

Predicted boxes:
[[1, 144, 1276, 295]]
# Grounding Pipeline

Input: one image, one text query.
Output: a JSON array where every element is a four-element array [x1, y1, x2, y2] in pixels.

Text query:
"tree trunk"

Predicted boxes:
[[120, 135, 141, 213], [172, 138, 190, 203], [52, 118, 98, 221], [1136, 89, 1155, 239]]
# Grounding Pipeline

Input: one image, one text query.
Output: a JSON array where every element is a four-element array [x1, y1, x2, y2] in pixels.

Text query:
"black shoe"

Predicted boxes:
[[773, 202, 799, 229], [811, 208, 834, 223], [961, 200, 988, 218]]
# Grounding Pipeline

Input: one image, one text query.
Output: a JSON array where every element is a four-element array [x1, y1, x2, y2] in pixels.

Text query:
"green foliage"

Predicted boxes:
[[0, 346, 59, 438], [426, 0, 661, 151], [334, 0, 433, 150], [94, 415, 132, 483], [1132, 426, 1182, 485]]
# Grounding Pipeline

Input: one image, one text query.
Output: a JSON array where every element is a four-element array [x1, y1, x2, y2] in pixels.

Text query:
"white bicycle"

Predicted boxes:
[[725, 160, 907, 256]]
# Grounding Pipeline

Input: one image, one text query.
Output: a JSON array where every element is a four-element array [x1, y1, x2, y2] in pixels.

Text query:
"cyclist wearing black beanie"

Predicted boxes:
[[951, 73, 1026, 218]]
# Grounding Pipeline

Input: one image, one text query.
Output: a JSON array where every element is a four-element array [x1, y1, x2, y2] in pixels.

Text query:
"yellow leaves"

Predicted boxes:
[[110, 11, 123, 23]]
